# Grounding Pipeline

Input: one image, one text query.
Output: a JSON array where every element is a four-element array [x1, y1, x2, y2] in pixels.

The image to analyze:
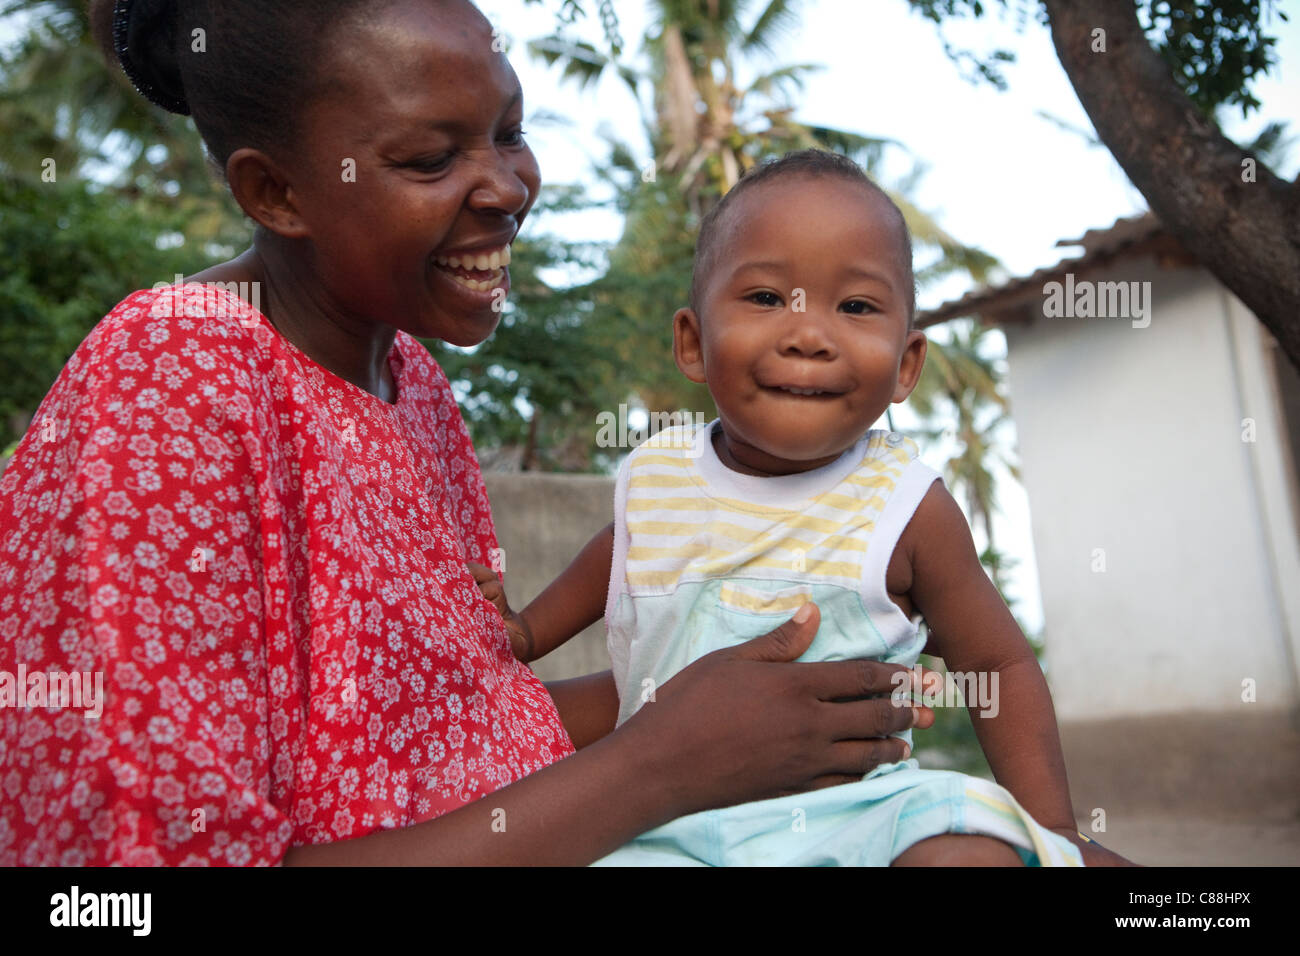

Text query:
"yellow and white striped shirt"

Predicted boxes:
[[606, 419, 942, 730]]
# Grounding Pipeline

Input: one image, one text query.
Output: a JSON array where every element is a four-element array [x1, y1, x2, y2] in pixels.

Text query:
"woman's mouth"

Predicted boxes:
[[432, 243, 512, 292]]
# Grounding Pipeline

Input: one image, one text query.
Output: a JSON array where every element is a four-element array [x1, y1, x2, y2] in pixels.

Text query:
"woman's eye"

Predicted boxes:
[[749, 291, 782, 307], [403, 155, 453, 173], [841, 300, 878, 315], [500, 127, 527, 147]]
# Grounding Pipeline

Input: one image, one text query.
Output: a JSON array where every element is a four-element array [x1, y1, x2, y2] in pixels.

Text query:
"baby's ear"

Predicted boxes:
[[891, 330, 928, 403], [673, 308, 707, 384]]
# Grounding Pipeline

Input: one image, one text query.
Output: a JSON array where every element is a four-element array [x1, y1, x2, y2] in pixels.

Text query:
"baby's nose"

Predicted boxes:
[[777, 317, 838, 359]]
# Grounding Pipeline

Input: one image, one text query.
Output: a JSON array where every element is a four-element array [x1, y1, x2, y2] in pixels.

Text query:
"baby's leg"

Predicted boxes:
[[891, 834, 1024, 867]]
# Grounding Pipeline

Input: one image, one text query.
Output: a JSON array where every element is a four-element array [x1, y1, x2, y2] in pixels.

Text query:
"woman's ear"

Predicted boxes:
[[226, 148, 311, 239], [891, 330, 928, 403], [673, 308, 707, 384]]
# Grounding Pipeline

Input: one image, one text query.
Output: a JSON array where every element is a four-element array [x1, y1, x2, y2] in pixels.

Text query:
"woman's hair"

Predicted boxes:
[[90, 0, 392, 175]]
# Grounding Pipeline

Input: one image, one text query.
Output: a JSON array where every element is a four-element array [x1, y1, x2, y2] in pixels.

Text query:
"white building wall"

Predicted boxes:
[[1004, 257, 1298, 719]]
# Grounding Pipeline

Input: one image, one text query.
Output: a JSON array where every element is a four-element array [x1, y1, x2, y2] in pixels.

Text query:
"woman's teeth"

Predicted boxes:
[[433, 244, 512, 271], [445, 270, 504, 292], [432, 244, 512, 291]]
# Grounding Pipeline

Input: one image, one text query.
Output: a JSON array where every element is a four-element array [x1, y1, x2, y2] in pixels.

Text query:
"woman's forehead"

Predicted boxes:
[[319, 0, 515, 119]]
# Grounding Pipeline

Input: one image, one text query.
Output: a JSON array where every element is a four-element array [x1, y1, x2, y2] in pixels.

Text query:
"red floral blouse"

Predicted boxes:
[[0, 284, 574, 865]]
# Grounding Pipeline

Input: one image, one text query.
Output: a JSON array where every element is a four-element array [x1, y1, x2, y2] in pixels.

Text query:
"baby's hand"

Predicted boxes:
[[467, 561, 536, 662], [1049, 827, 1140, 867]]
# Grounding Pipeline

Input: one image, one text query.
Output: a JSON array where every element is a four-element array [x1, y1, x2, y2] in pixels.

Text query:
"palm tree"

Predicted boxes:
[[532, 0, 904, 215], [531, 0, 999, 434]]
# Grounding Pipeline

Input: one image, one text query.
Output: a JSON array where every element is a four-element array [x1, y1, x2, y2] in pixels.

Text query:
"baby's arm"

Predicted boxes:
[[901, 484, 1077, 833], [470, 522, 614, 662]]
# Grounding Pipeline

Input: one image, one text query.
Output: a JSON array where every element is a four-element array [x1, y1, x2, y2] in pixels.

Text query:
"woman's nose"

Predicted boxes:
[[466, 149, 534, 216]]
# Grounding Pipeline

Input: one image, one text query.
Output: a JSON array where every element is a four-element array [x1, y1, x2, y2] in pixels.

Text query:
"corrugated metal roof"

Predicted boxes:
[[916, 212, 1185, 328]]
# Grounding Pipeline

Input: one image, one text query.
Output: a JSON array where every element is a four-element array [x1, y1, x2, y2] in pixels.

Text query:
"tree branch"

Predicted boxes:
[[1042, 0, 1300, 370]]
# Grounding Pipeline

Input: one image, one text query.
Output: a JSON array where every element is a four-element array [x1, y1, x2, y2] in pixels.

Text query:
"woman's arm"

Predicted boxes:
[[0, 289, 298, 865], [284, 604, 934, 865]]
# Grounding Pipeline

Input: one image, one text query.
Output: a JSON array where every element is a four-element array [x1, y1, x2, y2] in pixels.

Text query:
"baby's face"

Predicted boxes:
[[675, 176, 927, 475]]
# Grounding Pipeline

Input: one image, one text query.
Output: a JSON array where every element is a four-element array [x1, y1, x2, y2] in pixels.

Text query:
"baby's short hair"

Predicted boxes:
[[689, 149, 917, 327]]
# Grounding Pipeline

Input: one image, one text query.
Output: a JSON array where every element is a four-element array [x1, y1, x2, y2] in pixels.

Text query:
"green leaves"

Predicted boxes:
[[902, 0, 1285, 117], [526, 35, 612, 89], [0, 174, 198, 447], [1139, 0, 1286, 117]]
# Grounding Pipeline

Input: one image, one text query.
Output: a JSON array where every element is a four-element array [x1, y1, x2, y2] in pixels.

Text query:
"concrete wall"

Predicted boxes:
[[482, 472, 615, 682], [1004, 257, 1300, 720]]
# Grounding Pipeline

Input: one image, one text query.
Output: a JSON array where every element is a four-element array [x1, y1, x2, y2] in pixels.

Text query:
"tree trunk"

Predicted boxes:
[[522, 411, 539, 472], [659, 25, 701, 171], [1042, 0, 1300, 371]]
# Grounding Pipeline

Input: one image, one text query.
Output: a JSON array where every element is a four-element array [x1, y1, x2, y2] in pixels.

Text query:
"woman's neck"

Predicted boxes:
[[192, 234, 398, 403]]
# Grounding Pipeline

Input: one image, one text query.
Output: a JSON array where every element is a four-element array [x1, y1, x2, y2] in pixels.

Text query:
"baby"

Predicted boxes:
[[473, 149, 1092, 866]]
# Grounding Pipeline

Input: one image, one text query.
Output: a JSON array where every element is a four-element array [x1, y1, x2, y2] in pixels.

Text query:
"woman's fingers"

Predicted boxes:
[[819, 695, 919, 742], [826, 737, 912, 776], [772, 742, 911, 796], [714, 605, 936, 729], [797, 656, 920, 701], [770, 738, 912, 795]]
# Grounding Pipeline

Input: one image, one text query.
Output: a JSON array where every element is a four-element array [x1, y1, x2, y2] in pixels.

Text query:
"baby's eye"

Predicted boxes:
[[840, 299, 878, 315], [748, 291, 783, 307]]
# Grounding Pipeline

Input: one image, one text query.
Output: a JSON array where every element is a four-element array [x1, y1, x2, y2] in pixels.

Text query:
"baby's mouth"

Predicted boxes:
[[432, 244, 511, 292], [764, 383, 846, 398]]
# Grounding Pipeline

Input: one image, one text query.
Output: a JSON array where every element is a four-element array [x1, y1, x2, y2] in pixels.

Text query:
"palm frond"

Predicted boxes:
[[743, 0, 804, 55], [526, 35, 611, 89]]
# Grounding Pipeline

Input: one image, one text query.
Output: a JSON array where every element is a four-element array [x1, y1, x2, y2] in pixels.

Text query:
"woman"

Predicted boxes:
[[0, 0, 941, 866]]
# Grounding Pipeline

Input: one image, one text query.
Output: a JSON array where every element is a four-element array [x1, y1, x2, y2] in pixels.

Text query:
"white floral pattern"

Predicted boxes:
[[0, 285, 573, 865]]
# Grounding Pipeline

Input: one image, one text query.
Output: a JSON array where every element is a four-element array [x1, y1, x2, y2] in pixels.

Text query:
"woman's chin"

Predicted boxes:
[[421, 264, 510, 345], [441, 303, 506, 345]]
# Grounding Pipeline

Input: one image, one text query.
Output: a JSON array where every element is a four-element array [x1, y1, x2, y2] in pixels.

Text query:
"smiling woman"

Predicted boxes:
[[0, 0, 933, 867]]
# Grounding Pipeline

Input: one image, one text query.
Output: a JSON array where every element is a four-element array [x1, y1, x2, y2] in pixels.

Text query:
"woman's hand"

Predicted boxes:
[[617, 602, 936, 817]]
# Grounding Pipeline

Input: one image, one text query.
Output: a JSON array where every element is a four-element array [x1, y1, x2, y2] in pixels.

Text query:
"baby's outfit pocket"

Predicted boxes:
[[717, 581, 812, 617]]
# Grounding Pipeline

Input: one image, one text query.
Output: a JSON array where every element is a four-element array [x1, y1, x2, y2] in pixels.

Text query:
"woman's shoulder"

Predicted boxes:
[[13, 283, 282, 470], [96, 281, 266, 345], [68, 283, 273, 391]]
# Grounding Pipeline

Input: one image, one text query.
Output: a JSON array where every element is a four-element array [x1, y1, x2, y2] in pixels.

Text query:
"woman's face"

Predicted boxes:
[[283, 0, 539, 347]]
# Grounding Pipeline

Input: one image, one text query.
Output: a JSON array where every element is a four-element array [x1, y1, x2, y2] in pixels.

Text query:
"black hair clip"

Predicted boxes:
[[112, 0, 191, 115]]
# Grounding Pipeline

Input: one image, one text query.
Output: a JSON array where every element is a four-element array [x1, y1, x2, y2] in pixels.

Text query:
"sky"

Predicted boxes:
[[471, 0, 1300, 631]]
